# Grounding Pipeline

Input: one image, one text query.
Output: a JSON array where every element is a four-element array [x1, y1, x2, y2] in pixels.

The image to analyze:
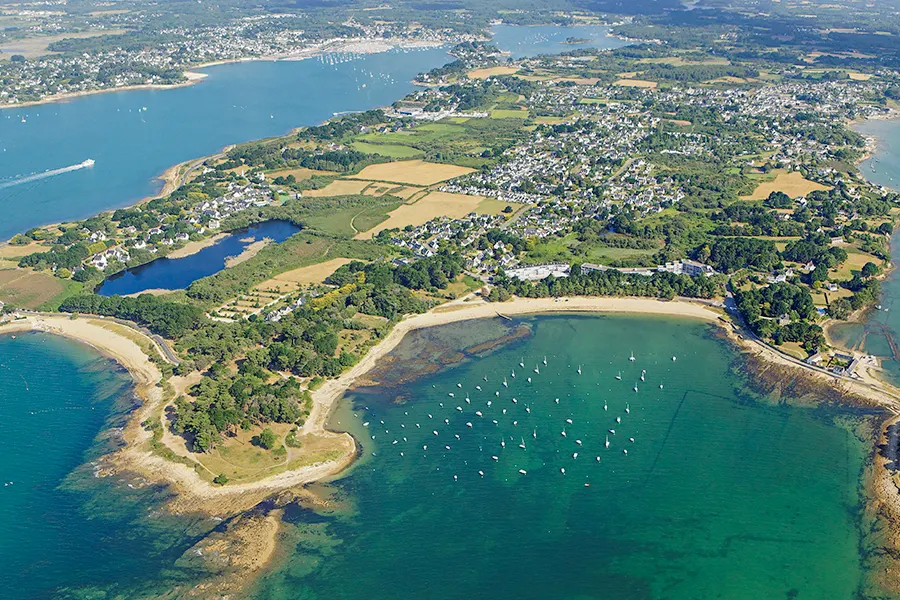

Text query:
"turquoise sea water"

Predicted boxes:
[[250, 315, 872, 600], [0, 24, 625, 242], [0, 333, 206, 599]]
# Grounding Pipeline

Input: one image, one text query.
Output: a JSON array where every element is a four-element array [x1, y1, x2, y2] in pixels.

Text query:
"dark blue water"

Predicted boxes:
[[97, 220, 301, 296], [0, 48, 450, 241], [0, 26, 631, 242]]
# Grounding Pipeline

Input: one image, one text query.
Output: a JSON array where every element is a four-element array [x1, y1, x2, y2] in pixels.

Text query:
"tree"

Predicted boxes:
[[213, 474, 229, 485], [827, 298, 852, 320], [257, 428, 278, 450], [861, 262, 881, 278], [765, 191, 792, 208]]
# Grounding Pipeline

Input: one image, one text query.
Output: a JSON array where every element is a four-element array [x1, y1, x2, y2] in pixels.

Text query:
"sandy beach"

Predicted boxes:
[[7, 293, 900, 594], [7, 294, 900, 504]]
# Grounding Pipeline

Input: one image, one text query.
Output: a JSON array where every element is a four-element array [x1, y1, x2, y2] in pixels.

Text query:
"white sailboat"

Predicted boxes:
[[605, 435, 610, 448], [629, 352, 636, 362]]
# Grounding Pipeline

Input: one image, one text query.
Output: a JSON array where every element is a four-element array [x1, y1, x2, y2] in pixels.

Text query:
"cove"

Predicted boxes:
[[0, 24, 628, 243], [97, 219, 301, 296], [250, 314, 871, 600]]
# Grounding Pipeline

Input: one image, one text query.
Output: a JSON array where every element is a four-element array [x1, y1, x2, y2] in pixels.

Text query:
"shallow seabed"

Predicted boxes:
[[250, 314, 874, 600]]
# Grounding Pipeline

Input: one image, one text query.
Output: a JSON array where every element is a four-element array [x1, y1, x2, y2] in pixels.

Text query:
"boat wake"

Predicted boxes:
[[0, 159, 94, 191]]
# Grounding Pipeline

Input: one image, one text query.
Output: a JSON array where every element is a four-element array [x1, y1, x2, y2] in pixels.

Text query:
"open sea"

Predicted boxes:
[[0, 333, 210, 599]]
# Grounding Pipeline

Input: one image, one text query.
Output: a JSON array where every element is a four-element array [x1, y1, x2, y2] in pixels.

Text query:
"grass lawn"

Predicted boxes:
[[527, 235, 659, 265], [830, 248, 879, 281], [490, 109, 530, 119], [351, 141, 424, 158], [304, 200, 402, 237]]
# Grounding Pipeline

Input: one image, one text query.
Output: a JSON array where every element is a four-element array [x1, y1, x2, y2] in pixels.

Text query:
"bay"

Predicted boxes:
[[490, 23, 630, 59], [250, 314, 871, 600], [0, 47, 450, 242], [831, 119, 900, 383]]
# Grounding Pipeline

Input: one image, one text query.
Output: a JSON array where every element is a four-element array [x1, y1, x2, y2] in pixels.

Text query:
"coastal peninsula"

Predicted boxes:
[[5, 4, 900, 597]]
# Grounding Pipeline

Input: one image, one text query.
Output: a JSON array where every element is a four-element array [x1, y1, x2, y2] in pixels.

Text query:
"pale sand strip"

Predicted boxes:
[[167, 233, 228, 259], [6, 295, 900, 509]]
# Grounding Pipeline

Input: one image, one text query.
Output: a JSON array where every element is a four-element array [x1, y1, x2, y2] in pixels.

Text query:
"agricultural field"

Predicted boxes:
[[0, 242, 47, 259], [347, 160, 475, 186], [490, 109, 530, 119], [742, 170, 830, 200], [0, 29, 127, 58], [613, 79, 658, 88], [350, 141, 424, 158], [254, 258, 357, 294], [357, 191, 513, 239], [0, 267, 78, 309], [468, 66, 520, 79], [303, 179, 372, 197]]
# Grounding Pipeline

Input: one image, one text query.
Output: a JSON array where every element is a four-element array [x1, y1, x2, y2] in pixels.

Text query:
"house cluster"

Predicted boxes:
[[0, 16, 463, 105], [192, 182, 273, 223], [391, 213, 505, 258], [265, 296, 306, 322], [580, 259, 717, 278], [90, 245, 131, 271]]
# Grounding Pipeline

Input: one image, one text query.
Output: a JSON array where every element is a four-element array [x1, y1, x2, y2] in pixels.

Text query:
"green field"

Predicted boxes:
[[351, 141, 424, 158], [304, 201, 402, 237], [490, 109, 530, 119], [526, 235, 660, 266]]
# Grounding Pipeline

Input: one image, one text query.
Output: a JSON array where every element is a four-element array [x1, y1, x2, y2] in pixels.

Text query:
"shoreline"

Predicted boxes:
[[7, 295, 900, 503], [6, 295, 900, 594], [0, 40, 451, 249], [0, 37, 446, 112]]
